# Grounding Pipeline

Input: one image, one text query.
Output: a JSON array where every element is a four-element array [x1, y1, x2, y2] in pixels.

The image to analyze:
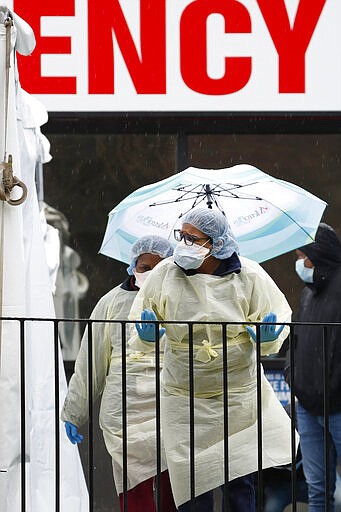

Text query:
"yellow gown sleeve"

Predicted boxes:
[[246, 261, 292, 356], [61, 290, 115, 426]]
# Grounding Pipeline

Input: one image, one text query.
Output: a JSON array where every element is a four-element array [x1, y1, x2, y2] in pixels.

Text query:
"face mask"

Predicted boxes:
[[295, 258, 314, 283], [174, 240, 210, 270], [133, 269, 152, 288]]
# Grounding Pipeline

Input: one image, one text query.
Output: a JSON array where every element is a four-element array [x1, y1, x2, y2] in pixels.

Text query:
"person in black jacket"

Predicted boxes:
[[284, 223, 341, 512]]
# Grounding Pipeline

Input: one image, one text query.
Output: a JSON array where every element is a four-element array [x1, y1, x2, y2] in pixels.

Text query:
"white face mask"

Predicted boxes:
[[133, 269, 152, 288], [173, 240, 210, 270], [295, 258, 314, 283]]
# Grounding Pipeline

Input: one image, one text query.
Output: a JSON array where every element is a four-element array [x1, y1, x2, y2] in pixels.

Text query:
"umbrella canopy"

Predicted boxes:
[[99, 164, 327, 264]]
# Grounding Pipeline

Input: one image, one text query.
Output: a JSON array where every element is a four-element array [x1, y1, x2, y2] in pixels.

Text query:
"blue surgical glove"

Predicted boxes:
[[135, 309, 165, 343], [246, 312, 285, 343], [64, 421, 83, 444]]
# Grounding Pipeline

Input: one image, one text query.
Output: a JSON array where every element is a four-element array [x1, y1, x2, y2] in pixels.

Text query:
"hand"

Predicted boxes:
[[135, 309, 165, 343], [64, 421, 83, 444], [246, 312, 285, 343]]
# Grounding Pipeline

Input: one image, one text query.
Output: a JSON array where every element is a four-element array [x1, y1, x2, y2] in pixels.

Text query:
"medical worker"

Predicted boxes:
[[129, 208, 294, 511], [61, 235, 177, 512]]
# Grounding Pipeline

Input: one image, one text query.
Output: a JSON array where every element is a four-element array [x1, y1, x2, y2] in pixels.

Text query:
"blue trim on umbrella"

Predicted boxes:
[[240, 228, 318, 262], [236, 213, 316, 243]]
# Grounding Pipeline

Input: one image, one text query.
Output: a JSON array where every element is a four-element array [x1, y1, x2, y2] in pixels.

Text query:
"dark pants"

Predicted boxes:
[[178, 473, 256, 512]]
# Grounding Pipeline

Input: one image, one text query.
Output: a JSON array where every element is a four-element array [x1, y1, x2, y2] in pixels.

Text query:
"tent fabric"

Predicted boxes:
[[0, 9, 88, 511]]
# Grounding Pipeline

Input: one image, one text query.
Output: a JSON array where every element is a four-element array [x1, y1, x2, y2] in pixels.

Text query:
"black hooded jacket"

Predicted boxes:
[[285, 223, 341, 416]]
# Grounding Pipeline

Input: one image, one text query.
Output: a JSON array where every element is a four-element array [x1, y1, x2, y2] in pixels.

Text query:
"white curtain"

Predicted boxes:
[[0, 7, 88, 511]]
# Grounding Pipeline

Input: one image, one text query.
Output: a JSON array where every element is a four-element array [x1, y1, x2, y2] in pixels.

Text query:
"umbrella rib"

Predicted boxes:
[[174, 184, 205, 199], [215, 184, 263, 200], [150, 185, 209, 207], [192, 195, 207, 209], [212, 192, 262, 200], [175, 195, 208, 219], [176, 184, 204, 192], [149, 195, 205, 207], [204, 182, 260, 195], [210, 195, 226, 215]]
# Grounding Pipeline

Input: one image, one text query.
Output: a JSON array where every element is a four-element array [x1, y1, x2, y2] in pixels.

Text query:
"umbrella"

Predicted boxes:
[[99, 164, 327, 264]]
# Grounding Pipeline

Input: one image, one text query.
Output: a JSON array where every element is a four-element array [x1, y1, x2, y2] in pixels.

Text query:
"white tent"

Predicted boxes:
[[0, 6, 88, 511]]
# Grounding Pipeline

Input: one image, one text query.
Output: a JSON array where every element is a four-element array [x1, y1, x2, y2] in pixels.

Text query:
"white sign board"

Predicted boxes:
[[11, 0, 341, 112]]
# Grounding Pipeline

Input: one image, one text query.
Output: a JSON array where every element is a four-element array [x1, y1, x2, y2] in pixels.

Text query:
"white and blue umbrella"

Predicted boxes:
[[99, 164, 327, 264]]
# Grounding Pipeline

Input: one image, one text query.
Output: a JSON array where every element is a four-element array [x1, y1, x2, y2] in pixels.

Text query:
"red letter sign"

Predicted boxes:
[[88, 0, 166, 94], [257, 0, 327, 93], [180, 0, 252, 95], [14, 0, 76, 94]]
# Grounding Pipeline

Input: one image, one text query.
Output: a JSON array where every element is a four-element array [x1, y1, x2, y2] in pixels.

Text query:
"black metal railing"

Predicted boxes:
[[2, 317, 339, 512]]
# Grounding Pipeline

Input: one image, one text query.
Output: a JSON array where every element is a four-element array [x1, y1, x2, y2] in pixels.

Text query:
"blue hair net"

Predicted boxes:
[[127, 235, 174, 274], [182, 208, 239, 259]]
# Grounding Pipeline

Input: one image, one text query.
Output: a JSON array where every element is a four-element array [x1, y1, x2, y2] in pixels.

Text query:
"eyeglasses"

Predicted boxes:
[[174, 229, 211, 246]]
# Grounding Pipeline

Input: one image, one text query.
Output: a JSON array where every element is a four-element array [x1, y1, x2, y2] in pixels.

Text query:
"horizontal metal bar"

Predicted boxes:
[[1, 316, 341, 327]]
